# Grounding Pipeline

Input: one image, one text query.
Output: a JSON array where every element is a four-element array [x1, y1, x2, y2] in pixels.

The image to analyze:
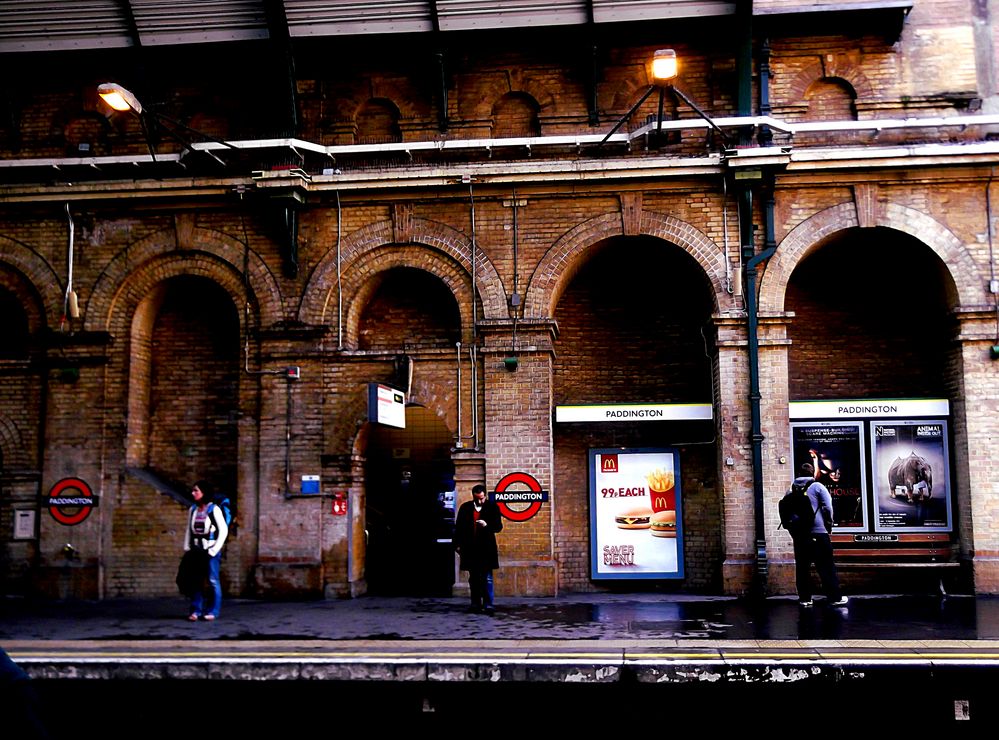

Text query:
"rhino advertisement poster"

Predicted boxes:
[[790, 422, 867, 531], [589, 448, 684, 580], [870, 420, 952, 532]]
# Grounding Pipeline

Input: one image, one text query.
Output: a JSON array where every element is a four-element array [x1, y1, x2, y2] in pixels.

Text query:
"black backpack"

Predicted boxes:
[[778, 479, 817, 535]]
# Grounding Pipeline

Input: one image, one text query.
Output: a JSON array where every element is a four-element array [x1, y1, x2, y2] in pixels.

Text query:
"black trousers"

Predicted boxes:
[[792, 532, 841, 601]]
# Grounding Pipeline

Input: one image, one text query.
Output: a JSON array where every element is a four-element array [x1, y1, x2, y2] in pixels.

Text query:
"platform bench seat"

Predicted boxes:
[[831, 533, 959, 594]]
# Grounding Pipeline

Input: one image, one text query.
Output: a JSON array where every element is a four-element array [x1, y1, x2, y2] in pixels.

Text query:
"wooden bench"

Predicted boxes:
[[832, 533, 960, 595]]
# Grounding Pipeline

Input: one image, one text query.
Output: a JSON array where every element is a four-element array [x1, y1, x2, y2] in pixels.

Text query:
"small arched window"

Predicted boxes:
[[803, 78, 858, 122], [355, 99, 401, 144], [491, 92, 541, 138]]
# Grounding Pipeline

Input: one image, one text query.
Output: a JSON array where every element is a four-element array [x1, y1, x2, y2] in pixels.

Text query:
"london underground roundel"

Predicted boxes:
[[47, 477, 98, 526]]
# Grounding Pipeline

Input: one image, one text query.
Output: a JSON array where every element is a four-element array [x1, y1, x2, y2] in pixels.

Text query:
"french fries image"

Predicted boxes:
[[646, 468, 674, 493]]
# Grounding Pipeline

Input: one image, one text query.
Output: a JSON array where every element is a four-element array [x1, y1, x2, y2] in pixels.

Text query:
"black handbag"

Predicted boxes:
[[176, 549, 208, 597]]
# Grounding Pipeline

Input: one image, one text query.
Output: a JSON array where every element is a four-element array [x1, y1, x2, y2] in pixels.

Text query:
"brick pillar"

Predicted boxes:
[[318, 452, 363, 599], [479, 320, 557, 596], [713, 312, 795, 595], [713, 314, 755, 594], [252, 330, 327, 597], [953, 310, 999, 592], [758, 313, 795, 595], [451, 449, 486, 597], [36, 335, 111, 598]]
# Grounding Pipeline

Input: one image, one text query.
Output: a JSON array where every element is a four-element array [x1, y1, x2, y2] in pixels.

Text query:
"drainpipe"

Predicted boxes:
[[743, 174, 777, 596]]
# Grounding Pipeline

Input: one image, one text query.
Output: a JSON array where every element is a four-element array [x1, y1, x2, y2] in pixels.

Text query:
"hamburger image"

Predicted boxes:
[[650, 510, 677, 538], [615, 506, 653, 530]]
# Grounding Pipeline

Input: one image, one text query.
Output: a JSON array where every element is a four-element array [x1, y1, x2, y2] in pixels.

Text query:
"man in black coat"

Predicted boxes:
[[454, 483, 504, 613]]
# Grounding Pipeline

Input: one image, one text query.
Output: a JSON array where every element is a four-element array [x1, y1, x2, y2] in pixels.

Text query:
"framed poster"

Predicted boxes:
[[589, 448, 684, 580], [790, 422, 867, 531], [870, 420, 952, 532]]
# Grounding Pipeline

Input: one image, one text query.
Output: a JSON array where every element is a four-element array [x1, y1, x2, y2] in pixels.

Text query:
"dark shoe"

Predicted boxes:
[[483, 605, 495, 615], [468, 604, 482, 614]]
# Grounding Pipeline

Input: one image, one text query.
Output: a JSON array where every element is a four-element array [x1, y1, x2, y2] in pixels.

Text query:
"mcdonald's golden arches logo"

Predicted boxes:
[[601, 454, 619, 473]]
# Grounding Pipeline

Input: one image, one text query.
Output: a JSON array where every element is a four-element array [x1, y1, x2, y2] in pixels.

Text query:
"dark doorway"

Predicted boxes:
[[364, 405, 456, 596]]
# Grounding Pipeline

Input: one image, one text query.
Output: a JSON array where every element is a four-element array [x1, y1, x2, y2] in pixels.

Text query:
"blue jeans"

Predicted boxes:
[[469, 568, 494, 609], [190, 552, 222, 618]]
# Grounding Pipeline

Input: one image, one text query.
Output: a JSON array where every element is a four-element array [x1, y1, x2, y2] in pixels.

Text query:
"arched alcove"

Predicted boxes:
[[355, 98, 401, 144], [803, 77, 858, 122], [357, 267, 461, 351], [786, 227, 956, 400], [114, 275, 241, 596], [491, 92, 541, 138], [551, 235, 720, 593]]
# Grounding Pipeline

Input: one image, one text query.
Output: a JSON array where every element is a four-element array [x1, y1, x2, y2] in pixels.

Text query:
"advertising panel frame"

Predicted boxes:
[[869, 419, 953, 533], [789, 421, 868, 532], [588, 447, 684, 581]]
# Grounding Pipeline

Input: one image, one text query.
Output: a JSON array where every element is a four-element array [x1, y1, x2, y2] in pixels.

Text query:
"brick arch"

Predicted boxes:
[[469, 75, 558, 122], [86, 226, 284, 332], [786, 60, 873, 102], [524, 211, 727, 318], [102, 254, 257, 342], [0, 236, 64, 328], [759, 202, 981, 312], [0, 414, 28, 469], [342, 245, 473, 349], [299, 217, 507, 326]]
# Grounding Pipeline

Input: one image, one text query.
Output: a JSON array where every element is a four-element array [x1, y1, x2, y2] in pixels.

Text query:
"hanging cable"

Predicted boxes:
[[62, 203, 79, 330], [468, 179, 478, 342], [336, 189, 344, 350], [987, 178, 999, 345], [722, 177, 734, 294]]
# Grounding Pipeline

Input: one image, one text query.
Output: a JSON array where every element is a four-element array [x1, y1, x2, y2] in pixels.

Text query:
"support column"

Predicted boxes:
[[36, 334, 111, 598], [713, 312, 795, 594], [252, 327, 327, 597], [952, 309, 999, 592], [479, 320, 557, 596], [714, 314, 755, 594]]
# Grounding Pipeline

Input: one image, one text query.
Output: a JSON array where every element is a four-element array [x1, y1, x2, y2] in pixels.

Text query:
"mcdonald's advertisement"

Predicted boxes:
[[589, 448, 684, 580]]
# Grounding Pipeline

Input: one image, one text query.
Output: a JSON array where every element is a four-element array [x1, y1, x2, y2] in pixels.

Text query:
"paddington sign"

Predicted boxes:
[[491, 472, 548, 522], [789, 399, 949, 420], [46, 477, 98, 526], [555, 403, 712, 423]]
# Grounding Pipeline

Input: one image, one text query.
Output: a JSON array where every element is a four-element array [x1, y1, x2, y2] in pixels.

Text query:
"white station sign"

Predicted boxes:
[[368, 383, 406, 428], [555, 403, 712, 423], [789, 399, 949, 420]]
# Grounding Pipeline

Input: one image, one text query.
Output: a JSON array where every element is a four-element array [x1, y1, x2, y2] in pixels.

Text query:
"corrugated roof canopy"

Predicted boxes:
[[0, 0, 739, 52]]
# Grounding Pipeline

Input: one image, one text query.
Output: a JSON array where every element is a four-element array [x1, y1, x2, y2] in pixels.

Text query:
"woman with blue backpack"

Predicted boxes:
[[183, 480, 229, 621]]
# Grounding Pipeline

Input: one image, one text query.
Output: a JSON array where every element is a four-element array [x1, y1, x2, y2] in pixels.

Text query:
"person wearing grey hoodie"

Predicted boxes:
[[792, 462, 848, 607]]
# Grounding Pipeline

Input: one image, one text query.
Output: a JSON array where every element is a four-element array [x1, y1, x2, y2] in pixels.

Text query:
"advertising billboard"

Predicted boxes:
[[790, 422, 867, 531], [589, 448, 684, 580], [870, 420, 952, 532]]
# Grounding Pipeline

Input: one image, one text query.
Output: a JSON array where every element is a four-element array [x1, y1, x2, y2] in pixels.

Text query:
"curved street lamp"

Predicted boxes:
[[97, 82, 236, 164]]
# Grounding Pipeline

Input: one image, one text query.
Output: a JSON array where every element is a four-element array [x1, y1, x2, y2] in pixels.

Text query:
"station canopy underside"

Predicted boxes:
[[0, 0, 911, 53]]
